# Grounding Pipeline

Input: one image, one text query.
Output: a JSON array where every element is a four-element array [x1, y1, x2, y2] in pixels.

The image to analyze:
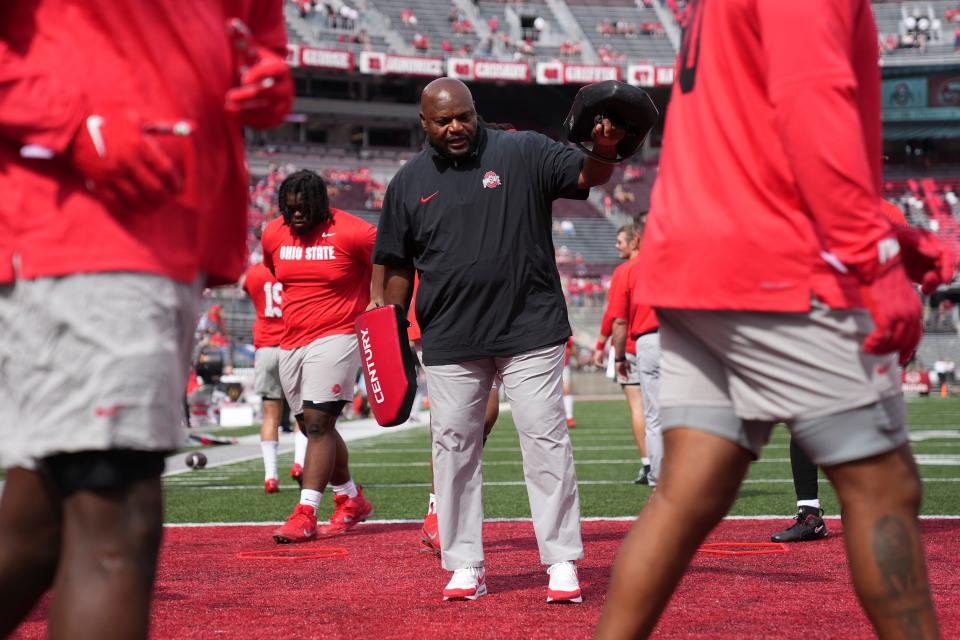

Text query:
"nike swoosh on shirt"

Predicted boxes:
[[420, 191, 439, 203], [86, 115, 107, 159], [322, 232, 336, 237]]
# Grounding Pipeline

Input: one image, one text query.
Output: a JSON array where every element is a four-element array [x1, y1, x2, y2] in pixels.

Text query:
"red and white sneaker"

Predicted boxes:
[[546, 561, 582, 603], [289, 463, 303, 487], [443, 566, 487, 601], [566, 418, 576, 429], [272, 504, 317, 544], [420, 512, 441, 556], [264, 478, 280, 494], [317, 485, 373, 537]]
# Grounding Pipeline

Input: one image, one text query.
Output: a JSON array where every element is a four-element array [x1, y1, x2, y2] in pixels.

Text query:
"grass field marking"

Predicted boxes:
[[163, 514, 960, 528], [910, 430, 960, 440]]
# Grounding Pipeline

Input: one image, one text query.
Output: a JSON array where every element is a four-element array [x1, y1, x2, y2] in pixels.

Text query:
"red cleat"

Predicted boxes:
[[272, 504, 317, 544], [289, 463, 303, 487], [420, 511, 441, 556], [318, 485, 373, 537], [566, 418, 576, 429], [264, 478, 280, 494]]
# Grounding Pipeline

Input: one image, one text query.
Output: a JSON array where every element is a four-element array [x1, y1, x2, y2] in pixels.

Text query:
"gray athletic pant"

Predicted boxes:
[[425, 342, 584, 571], [635, 332, 664, 485]]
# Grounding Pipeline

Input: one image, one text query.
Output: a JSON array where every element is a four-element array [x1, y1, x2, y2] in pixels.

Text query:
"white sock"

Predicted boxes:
[[641, 457, 650, 466], [331, 479, 358, 498], [428, 492, 437, 515], [299, 489, 322, 511], [294, 428, 308, 466], [797, 499, 820, 510], [563, 395, 574, 420], [261, 440, 279, 480]]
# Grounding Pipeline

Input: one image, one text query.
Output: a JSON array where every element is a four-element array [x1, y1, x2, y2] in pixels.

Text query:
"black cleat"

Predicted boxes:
[[634, 464, 651, 485], [771, 507, 829, 543]]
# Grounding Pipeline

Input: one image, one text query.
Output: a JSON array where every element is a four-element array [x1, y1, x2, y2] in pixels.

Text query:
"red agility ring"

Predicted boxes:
[[236, 547, 349, 561], [698, 542, 789, 556]]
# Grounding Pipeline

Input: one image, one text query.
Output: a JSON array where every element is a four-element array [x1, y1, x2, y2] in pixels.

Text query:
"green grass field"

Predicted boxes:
[[162, 397, 960, 524]]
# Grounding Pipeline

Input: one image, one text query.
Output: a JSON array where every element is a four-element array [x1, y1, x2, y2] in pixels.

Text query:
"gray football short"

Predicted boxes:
[[0, 273, 200, 470], [254, 346, 284, 400], [657, 303, 907, 466], [278, 333, 360, 414]]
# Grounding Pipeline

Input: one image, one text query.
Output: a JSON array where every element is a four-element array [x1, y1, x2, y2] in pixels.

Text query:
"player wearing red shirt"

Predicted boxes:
[[596, 2, 946, 638], [263, 170, 376, 544], [241, 260, 296, 494], [610, 220, 663, 488], [593, 224, 650, 483], [0, 2, 292, 637]]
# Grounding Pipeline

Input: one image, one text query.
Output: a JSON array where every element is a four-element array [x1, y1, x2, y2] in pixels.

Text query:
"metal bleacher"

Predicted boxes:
[[565, 0, 676, 64], [367, 0, 480, 55]]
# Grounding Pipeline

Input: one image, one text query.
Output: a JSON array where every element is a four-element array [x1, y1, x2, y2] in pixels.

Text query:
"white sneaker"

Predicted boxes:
[[442, 566, 487, 601], [546, 561, 582, 603]]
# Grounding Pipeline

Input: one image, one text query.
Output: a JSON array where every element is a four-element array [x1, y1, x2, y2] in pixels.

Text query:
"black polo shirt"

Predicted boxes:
[[373, 126, 586, 365]]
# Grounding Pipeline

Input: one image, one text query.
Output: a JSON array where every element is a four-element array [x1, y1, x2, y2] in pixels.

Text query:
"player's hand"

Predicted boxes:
[[861, 255, 923, 366], [224, 18, 293, 130], [893, 224, 955, 295], [69, 110, 184, 211], [592, 349, 606, 368], [615, 358, 631, 380], [366, 299, 384, 311], [591, 116, 625, 154]]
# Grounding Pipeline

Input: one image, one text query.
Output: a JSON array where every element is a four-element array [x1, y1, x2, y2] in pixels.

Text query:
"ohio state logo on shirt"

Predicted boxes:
[[482, 171, 501, 189]]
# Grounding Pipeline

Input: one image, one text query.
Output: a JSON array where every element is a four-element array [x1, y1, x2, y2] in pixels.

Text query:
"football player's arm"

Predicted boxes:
[[0, 37, 85, 154], [368, 264, 385, 310], [758, 0, 891, 276]]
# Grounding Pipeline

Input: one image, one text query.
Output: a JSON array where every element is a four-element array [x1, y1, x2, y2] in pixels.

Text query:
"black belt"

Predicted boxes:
[[632, 329, 659, 339]]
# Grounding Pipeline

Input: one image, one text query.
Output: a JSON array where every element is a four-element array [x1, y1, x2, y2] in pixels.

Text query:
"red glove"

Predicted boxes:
[[856, 238, 923, 365], [892, 224, 955, 295], [224, 18, 293, 130], [68, 110, 183, 210]]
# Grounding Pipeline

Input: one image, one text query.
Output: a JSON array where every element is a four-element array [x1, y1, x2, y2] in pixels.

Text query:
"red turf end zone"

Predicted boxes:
[[12, 519, 960, 639]]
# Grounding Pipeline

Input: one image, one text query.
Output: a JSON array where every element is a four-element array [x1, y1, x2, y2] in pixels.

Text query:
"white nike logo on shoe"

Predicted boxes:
[[86, 115, 107, 158]]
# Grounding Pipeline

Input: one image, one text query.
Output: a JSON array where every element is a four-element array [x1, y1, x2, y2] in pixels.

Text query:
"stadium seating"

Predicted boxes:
[[566, 0, 675, 64]]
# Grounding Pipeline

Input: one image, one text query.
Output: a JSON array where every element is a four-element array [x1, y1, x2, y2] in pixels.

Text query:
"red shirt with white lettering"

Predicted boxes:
[[637, 0, 889, 312], [261, 209, 376, 349], [609, 256, 659, 339], [601, 260, 636, 354], [242, 262, 284, 349]]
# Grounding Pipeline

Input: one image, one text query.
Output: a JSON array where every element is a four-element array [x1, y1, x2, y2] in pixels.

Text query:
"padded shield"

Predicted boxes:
[[354, 305, 418, 427], [561, 80, 659, 163]]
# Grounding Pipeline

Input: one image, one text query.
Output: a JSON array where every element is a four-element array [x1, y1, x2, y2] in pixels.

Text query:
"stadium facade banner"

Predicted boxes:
[[883, 77, 929, 109], [447, 57, 474, 80], [473, 60, 531, 83], [286, 44, 301, 69], [654, 66, 675, 86], [627, 64, 655, 87], [360, 51, 443, 77], [536, 61, 565, 85], [299, 47, 354, 71], [563, 64, 621, 85], [928, 74, 960, 108]]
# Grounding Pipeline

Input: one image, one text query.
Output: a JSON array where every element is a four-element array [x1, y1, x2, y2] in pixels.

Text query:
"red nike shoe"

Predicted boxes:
[[289, 463, 303, 487], [318, 485, 373, 537], [264, 478, 280, 494], [272, 504, 317, 544], [420, 511, 441, 556]]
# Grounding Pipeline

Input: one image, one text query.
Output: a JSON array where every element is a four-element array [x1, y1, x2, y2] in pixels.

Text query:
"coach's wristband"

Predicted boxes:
[[595, 340, 606, 351], [614, 356, 626, 362]]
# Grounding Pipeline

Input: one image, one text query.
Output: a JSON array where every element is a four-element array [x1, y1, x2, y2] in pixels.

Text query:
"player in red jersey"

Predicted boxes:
[[596, 2, 945, 638], [263, 170, 377, 544], [242, 259, 304, 494], [0, 2, 292, 637], [610, 220, 662, 488], [594, 223, 650, 483]]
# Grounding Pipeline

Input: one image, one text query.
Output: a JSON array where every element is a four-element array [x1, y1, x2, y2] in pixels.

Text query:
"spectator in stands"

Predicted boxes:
[[413, 32, 430, 50], [401, 8, 418, 26], [955, 25, 960, 50], [488, 15, 498, 33], [478, 36, 493, 57], [613, 183, 635, 205], [441, 39, 454, 53], [560, 219, 576, 236]]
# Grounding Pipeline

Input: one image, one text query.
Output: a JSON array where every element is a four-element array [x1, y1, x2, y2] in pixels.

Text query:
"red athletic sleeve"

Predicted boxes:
[[757, 0, 892, 280], [608, 266, 630, 321], [0, 37, 85, 153], [600, 266, 625, 334], [261, 223, 277, 275], [241, 0, 287, 56]]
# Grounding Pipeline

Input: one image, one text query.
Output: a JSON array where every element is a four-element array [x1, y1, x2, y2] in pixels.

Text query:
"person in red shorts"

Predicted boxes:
[[0, 2, 292, 637], [593, 223, 650, 484], [241, 258, 304, 494], [595, 2, 947, 637], [264, 170, 378, 543]]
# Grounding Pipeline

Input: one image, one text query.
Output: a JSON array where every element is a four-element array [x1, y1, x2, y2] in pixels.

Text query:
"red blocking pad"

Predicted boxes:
[[355, 305, 418, 427]]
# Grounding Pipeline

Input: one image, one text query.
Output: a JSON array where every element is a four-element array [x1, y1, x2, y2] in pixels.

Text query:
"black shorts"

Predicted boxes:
[[43, 450, 167, 497]]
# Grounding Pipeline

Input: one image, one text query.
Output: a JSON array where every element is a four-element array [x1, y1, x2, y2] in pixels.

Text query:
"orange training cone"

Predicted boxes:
[[941, 383, 948, 398]]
